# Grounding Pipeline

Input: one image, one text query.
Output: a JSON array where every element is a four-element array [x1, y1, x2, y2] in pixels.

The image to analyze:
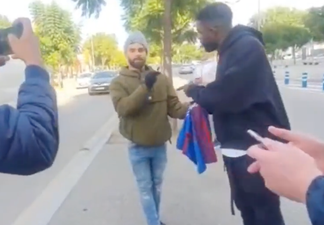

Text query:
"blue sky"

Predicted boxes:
[[0, 0, 322, 49]]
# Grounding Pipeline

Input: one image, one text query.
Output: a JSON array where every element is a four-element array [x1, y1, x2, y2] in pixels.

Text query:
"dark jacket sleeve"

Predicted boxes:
[[0, 65, 59, 175], [306, 175, 324, 225], [187, 36, 268, 114]]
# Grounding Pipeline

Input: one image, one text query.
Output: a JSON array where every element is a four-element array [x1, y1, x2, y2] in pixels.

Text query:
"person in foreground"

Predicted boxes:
[[110, 31, 189, 225], [0, 18, 58, 175], [183, 3, 290, 225], [247, 126, 324, 225]]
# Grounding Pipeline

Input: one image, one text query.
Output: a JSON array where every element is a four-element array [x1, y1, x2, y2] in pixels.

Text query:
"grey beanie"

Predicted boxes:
[[124, 31, 149, 53]]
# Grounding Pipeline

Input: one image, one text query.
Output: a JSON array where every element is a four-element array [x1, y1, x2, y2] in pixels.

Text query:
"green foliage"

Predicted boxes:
[[71, 0, 106, 18], [29, 1, 81, 72], [82, 33, 126, 68], [304, 6, 324, 42], [251, 6, 312, 54], [147, 43, 162, 64], [173, 44, 203, 63], [120, 0, 212, 63], [0, 15, 11, 28]]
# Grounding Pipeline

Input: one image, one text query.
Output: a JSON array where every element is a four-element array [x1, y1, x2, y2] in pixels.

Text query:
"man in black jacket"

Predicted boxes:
[[183, 3, 290, 225]]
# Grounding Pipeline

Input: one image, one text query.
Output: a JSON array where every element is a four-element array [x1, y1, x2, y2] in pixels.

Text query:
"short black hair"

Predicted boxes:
[[196, 2, 233, 28]]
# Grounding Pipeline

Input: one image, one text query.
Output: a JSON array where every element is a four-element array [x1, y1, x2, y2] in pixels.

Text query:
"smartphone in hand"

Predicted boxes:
[[247, 129, 268, 149]]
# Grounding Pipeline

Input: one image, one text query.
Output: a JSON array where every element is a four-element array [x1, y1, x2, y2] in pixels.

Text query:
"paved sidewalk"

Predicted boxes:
[[49, 132, 311, 225]]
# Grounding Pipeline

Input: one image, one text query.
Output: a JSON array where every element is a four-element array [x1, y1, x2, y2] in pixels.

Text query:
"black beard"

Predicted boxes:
[[202, 42, 219, 52], [129, 59, 145, 69]]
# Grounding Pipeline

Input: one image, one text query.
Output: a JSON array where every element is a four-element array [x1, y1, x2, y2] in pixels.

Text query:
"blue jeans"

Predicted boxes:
[[128, 143, 167, 225]]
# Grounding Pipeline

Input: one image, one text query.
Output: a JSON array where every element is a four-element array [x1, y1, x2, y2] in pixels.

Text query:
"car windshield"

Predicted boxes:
[[93, 71, 115, 79], [79, 73, 92, 78]]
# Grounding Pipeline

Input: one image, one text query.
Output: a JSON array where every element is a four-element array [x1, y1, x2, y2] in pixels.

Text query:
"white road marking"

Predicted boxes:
[[11, 113, 118, 225]]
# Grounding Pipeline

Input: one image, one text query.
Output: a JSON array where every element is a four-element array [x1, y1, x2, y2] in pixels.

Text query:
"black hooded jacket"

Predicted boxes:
[[187, 25, 290, 150]]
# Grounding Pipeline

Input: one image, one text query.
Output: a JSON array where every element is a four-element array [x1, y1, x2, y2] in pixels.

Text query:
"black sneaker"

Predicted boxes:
[[160, 222, 166, 225]]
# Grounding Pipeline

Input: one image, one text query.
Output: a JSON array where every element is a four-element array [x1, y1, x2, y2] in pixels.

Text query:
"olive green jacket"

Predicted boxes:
[[110, 66, 188, 146]]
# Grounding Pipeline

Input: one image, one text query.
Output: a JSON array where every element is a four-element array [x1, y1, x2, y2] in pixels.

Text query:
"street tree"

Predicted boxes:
[[250, 7, 306, 29], [71, 0, 106, 18], [304, 6, 324, 42], [250, 6, 311, 62], [109, 50, 127, 69], [82, 33, 119, 68], [173, 44, 203, 63], [29, 1, 81, 81]]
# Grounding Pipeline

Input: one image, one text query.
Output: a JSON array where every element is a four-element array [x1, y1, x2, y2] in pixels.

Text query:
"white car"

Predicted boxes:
[[76, 72, 93, 89], [179, 65, 194, 74]]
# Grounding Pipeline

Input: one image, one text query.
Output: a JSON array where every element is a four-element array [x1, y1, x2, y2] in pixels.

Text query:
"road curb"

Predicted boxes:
[[11, 113, 118, 225]]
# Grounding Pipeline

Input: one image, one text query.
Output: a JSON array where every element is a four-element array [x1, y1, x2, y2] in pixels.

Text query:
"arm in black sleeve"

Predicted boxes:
[[0, 65, 59, 175], [306, 175, 324, 225], [187, 36, 268, 114]]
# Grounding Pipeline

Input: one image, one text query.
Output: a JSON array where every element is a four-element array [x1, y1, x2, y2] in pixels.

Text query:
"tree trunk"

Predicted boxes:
[[292, 46, 296, 65], [163, 0, 177, 131]]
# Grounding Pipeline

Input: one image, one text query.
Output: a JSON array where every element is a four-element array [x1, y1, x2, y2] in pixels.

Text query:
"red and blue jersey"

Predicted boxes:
[[176, 105, 217, 174]]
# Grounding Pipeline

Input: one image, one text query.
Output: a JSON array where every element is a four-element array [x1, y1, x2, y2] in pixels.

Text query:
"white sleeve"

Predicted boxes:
[[202, 62, 217, 84], [193, 65, 202, 79]]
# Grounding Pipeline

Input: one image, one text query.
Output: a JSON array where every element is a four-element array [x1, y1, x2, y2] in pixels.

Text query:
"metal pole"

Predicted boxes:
[[257, 0, 261, 30], [91, 36, 95, 71]]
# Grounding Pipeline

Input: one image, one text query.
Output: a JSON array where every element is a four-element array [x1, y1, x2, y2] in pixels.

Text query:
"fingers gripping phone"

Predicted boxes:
[[247, 129, 267, 149], [0, 23, 23, 55]]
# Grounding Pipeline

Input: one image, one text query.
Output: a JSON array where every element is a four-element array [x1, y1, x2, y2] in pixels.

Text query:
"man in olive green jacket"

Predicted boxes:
[[110, 31, 189, 225]]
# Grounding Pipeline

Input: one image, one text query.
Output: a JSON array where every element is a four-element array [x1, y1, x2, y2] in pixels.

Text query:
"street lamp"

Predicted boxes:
[[257, 0, 261, 30], [90, 35, 95, 71], [85, 33, 96, 71]]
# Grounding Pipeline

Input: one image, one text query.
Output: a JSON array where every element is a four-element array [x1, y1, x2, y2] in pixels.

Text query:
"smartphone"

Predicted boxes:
[[0, 23, 23, 55], [247, 129, 267, 149]]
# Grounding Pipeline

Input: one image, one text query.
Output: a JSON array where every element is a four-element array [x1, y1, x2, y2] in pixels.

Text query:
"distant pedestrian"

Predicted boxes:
[[110, 31, 189, 225]]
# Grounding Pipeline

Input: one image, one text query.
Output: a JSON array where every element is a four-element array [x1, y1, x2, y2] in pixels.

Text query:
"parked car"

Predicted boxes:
[[88, 71, 116, 95], [179, 65, 194, 74], [76, 72, 93, 89]]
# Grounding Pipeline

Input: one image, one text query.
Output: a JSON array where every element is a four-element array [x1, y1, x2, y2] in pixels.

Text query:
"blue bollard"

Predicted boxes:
[[302, 72, 308, 88], [322, 74, 324, 91], [284, 71, 289, 85]]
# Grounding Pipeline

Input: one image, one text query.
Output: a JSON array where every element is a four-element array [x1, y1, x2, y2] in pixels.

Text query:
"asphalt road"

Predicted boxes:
[[0, 59, 25, 104], [47, 85, 324, 225], [0, 92, 114, 225]]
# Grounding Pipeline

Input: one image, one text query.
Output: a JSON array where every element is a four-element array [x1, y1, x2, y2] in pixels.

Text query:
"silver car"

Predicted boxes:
[[76, 72, 93, 89], [179, 65, 194, 74], [88, 71, 116, 95]]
